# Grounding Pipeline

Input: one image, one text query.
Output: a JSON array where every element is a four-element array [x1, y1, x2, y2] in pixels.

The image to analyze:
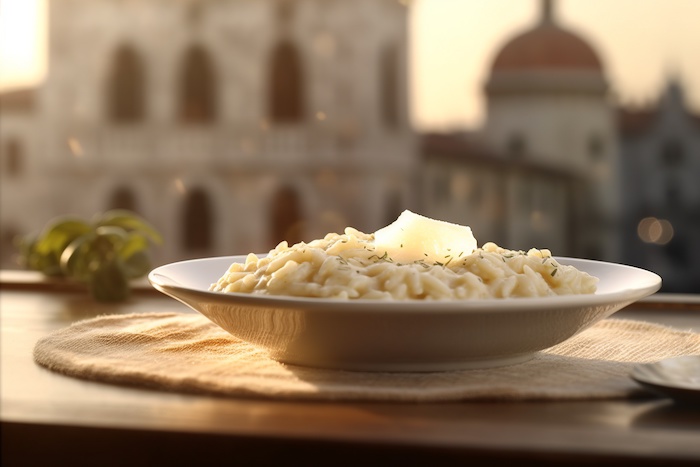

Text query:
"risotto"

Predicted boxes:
[[209, 212, 598, 300]]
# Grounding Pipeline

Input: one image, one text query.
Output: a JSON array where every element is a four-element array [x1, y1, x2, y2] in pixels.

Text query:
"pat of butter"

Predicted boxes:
[[373, 210, 477, 264]]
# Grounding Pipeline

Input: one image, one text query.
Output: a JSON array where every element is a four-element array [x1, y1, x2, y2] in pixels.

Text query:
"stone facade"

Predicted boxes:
[[421, 1, 620, 262], [0, 0, 416, 267], [618, 80, 700, 293]]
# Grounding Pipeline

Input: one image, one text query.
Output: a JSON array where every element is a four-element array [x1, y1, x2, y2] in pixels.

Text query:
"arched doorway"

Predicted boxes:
[[182, 188, 213, 252], [268, 41, 305, 123], [106, 44, 145, 123], [179, 44, 217, 123], [269, 186, 303, 247]]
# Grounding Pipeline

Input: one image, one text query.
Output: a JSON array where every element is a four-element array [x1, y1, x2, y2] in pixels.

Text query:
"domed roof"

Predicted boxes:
[[491, 1, 603, 72]]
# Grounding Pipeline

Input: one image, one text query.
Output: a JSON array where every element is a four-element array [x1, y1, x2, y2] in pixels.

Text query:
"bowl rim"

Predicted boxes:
[[148, 255, 662, 314]]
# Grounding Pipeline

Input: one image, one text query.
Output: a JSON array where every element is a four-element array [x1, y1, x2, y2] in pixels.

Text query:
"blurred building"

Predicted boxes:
[[0, 0, 416, 267], [2, 0, 698, 294], [0, 89, 39, 264], [618, 79, 700, 293], [422, 0, 620, 261]]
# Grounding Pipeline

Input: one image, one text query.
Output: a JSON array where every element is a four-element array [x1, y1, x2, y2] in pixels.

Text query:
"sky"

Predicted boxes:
[[1, 0, 699, 131], [410, 0, 700, 129]]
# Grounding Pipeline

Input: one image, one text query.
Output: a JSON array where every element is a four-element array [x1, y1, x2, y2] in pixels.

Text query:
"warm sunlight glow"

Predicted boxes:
[[410, 0, 700, 131], [0, 0, 46, 90], [67, 137, 84, 158], [174, 178, 187, 196], [0, 0, 699, 131]]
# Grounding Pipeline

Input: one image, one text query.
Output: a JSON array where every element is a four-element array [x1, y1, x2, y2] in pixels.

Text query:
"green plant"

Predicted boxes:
[[17, 210, 163, 302]]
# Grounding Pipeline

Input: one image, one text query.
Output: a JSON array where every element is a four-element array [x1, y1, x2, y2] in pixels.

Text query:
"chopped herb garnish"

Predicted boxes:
[[368, 251, 392, 263], [413, 259, 430, 269]]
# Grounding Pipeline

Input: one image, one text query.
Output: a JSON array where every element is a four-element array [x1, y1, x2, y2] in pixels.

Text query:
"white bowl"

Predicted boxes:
[[149, 256, 661, 372]]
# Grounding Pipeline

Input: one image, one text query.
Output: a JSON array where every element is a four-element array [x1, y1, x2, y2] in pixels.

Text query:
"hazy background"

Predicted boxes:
[[2, 0, 699, 129], [1, 0, 699, 293]]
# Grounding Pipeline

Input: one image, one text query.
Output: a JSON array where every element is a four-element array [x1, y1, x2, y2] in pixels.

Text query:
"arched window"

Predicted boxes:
[[107, 44, 145, 123], [270, 186, 303, 247], [108, 186, 138, 213], [0, 225, 20, 267], [433, 172, 450, 202], [507, 133, 526, 159], [665, 174, 682, 206], [661, 139, 683, 168], [183, 188, 213, 251], [179, 45, 217, 123], [269, 41, 304, 123], [588, 134, 605, 162], [384, 191, 402, 226], [380, 45, 399, 128], [4, 139, 22, 177]]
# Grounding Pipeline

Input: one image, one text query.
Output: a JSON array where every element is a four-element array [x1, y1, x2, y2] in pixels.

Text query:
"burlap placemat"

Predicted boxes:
[[33, 312, 700, 402]]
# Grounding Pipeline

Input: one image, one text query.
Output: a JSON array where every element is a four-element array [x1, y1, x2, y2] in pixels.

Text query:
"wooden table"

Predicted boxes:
[[2, 272, 700, 466]]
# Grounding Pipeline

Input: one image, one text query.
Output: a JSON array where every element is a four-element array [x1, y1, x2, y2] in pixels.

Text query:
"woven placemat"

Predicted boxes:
[[33, 312, 700, 402]]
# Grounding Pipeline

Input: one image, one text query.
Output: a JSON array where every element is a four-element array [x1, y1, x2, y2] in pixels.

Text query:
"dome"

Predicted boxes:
[[490, 1, 603, 73]]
